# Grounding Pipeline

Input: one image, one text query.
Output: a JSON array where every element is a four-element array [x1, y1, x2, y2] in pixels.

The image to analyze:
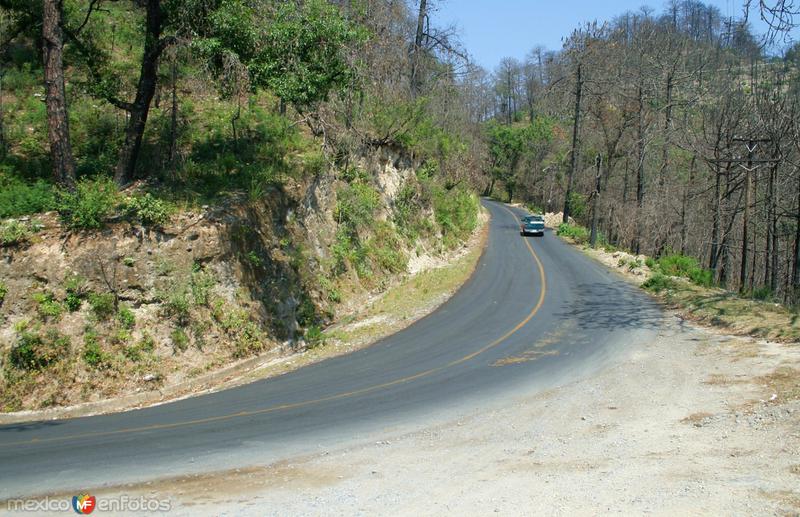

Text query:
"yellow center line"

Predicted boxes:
[[0, 202, 547, 449]]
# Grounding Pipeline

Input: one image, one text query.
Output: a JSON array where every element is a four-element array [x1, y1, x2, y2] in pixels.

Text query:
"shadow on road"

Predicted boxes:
[[0, 420, 63, 434], [553, 282, 663, 332]]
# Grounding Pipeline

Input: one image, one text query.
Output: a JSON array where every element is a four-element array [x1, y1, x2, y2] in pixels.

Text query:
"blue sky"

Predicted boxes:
[[431, 0, 796, 70]]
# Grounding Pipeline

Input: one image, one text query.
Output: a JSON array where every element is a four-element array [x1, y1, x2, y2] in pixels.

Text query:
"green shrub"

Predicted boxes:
[[164, 288, 191, 326], [245, 251, 263, 267], [58, 177, 118, 230], [305, 325, 325, 348], [688, 268, 714, 287], [296, 297, 317, 327], [32, 292, 63, 321], [124, 334, 156, 362], [171, 328, 189, 351], [318, 276, 341, 303], [335, 183, 380, 230], [525, 202, 544, 214], [82, 332, 106, 368], [0, 220, 32, 246], [0, 281, 7, 304], [393, 182, 428, 241], [121, 193, 172, 226], [628, 258, 643, 271], [9, 329, 69, 371], [642, 273, 678, 293], [231, 322, 264, 358], [117, 305, 136, 329], [88, 292, 116, 320], [367, 223, 407, 273], [63, 274, 88, 311], [190, 270, 215, 307], [431, 186, 478, 248], [566, 192, 587, 219], [645, 257, 656, 269], [749, 286, 774, 301], [655, 253, 714, 287], [657, 254, 698, 277], [0, 178, 57, 218], [556, 223, 589, 244], [64, 293, 81, 311]]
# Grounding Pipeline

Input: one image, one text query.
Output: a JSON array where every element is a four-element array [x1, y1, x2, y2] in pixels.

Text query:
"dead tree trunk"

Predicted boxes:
[[634, 84, 646, 254], [710, 165, 722, 274], [764, 164, 776, 289], [563, 62, 582, 224], [589, 154, 602, 248], [680, 155, 696, 255], [740, 146, 754, 292], [410, 0, 427, 98], [42, 0, 76, 189], [793, 166, 800, 299]]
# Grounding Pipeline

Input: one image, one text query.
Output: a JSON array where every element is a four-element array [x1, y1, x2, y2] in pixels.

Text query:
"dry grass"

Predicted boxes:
[[755, 366, 800, 403], [680, 411, 714, 425], [664, 285, 800, 343], [703, 374, 748, 386], [760, 489, 800, 512]]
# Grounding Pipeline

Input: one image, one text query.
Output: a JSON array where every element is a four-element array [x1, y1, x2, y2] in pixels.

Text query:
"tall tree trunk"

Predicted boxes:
[[740, 145, 753, 292], [114, 0, 165, 186], [660, 72, 673, 188], [680, 155, 696, 255], [410, 0, 427, 98], [634, 83, 646, 254], [589, 154, 602, 248], [764, 164, 776, 288], [771, 173, 779, 292], [0, 68, 6, 158], [42, 0, 76, 189], [710, 165, 722, 275], [563, 62, 582, 224], [167, 53, 178, 171], [793, 166, 800, 299]]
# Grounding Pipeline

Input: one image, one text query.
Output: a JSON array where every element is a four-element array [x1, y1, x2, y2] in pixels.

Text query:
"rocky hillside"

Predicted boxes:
[[0, 147, 479, 412]]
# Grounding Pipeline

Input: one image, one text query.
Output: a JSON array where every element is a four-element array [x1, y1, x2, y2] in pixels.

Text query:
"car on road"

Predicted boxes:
[[520, 215, 545, 236]]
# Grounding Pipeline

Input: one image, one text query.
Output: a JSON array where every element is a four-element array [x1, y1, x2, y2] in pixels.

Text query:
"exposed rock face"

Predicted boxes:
[[0, 146, 434, 411]]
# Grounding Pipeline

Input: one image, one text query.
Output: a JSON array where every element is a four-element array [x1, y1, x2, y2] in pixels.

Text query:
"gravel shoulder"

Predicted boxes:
[[55, 310, 800, 516]]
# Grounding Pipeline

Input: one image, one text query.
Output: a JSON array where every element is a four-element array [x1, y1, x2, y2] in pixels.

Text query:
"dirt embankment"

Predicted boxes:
[[0, 146, 482, 417]]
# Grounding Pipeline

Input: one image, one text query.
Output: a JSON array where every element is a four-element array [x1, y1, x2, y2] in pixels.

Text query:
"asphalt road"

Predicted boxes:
[[0, 200, 663, 499]]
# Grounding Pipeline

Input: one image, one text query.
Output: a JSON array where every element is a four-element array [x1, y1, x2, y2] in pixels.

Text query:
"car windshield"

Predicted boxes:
[[523, 215, 544, 223]]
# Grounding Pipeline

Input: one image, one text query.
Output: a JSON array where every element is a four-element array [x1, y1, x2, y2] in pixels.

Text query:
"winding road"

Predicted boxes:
[[0, 200, 663, 499]]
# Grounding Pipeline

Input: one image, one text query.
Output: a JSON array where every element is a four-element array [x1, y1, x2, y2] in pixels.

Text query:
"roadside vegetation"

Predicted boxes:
[[0, 0, 484, 411], [556, 220, 800, 343]]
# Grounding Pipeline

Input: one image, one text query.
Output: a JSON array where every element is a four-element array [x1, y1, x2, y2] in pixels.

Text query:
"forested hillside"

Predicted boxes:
[[482, 2, 800, 304]]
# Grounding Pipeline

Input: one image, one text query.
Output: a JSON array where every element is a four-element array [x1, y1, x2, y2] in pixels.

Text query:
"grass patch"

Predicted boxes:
[[58, 177, 119, 230], [556, 223, 589, 244], [88, 292, 116, 320], [756, 367, 800, 403], [641, 273, 678, 293], [0, 219, 42, 246], [331, 221, 485, 346], [653, 253, 714, 287], [655, 281, 800, 343]]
